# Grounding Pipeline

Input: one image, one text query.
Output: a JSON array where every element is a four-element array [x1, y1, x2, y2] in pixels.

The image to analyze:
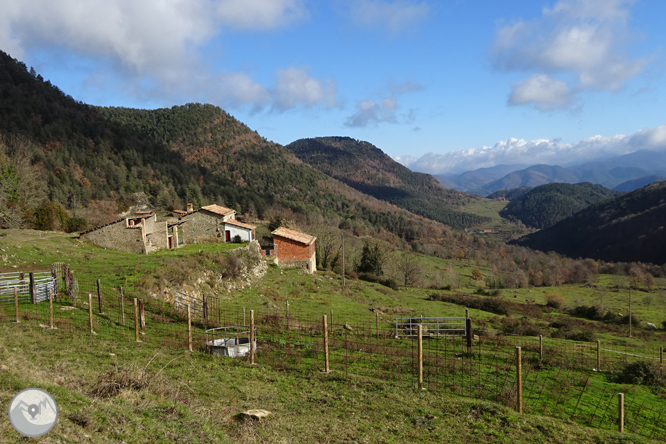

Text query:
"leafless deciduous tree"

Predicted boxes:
[[399, 254, 422, 287]]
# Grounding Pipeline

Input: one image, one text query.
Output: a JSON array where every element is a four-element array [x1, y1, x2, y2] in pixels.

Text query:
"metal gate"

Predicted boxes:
[[174, 291, 204, 318], [0, 272, 57, 304], [394, 317, 466, 338]]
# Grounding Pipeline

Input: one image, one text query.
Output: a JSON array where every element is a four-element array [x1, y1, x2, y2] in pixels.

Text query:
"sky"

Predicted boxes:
[[1, 0, 665, 175]]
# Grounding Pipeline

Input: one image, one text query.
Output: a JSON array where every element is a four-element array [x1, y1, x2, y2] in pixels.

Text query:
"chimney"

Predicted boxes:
[[187, 203, 193, 213]]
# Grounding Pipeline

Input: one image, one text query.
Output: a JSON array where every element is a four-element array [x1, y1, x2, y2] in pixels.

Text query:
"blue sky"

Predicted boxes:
[[1, 0, 665, 174]]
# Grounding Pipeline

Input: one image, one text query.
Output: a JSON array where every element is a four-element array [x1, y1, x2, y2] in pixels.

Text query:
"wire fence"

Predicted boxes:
[[1, 265, 665, 440]]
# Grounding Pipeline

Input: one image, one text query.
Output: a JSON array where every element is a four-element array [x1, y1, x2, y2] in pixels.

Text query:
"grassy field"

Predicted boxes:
[[1, 229, 665, 442], [0, 316, 661, 443], [459, 199, 518, 234]]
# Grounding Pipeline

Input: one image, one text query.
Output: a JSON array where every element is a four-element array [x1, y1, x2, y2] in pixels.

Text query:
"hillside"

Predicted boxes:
[[512, 181, 666, 264], [501, 183, 621, 229], [481, 165, 579, 194], [286, 136, 490, 229], [486, 187, 532, 201], [614, 174, 666, 192], [0, 50, 456, 241]]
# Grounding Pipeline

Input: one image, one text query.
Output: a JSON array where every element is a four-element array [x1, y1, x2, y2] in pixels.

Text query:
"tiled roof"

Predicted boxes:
[[271, 227, 316, 245], [172, 210, 187, 215], [200, 204, 235, 217], [225, 219, 256, 230]]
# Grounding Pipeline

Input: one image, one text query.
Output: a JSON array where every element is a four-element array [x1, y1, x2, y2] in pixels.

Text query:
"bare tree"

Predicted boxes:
[[399, 254, 422, 287]]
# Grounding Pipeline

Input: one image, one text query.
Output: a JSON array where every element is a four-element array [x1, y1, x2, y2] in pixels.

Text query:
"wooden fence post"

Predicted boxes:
[[134, 298, 140, 342], [618, 393, 624, 433], [120, 287, 125, 327], [250, 310, 255, 365], [660, 346, 663, 373], [418, 324, 424, 390], [516, 346, 523, 413], [97, 279, 103, 314], [465, 317, 472, 353], [14, 287, 19, 323], [243, 307, 246, 326], [376, 311, 379, 341], [539, 335, 543, 362], [187, 304, 192, 352], [139, 299, 145, 335], [88, 294, 94, 334], [29, 272, 35, 304], [597, 340, 601, 372], [330, 310, 333, 335], [286, 301, 289, 332], [49, 290, 54, 329], [323, 315, 330, 373]]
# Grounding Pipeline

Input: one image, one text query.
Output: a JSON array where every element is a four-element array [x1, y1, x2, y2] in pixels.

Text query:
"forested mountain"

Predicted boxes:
[[501, 183, 621, 229], [481, 165, 580, 194], [435, 164, 529, 193], [512, 181, 666, 264], [286, 137, 490, 229], [0, 50, 454, 241]]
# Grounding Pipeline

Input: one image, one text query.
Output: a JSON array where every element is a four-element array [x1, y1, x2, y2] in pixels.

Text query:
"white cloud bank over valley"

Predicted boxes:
[[399, 124, 666, 175]]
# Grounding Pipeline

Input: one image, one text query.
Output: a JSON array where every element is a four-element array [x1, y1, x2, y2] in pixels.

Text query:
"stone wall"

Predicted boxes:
[[146, 221, 169, 252], [180, 211, 225, 244], [81, 221, 145, 254]]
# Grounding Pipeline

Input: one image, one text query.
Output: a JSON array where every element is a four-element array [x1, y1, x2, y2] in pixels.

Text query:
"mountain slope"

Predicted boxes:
[[0, 50, 449, 241], [286, 136, 490, 229], [481, 165, 580, 194], [511, 181, 666, 264], [614, 174, 666, 192], [500, 182, 621, 229], [435, 164, 528, 192]]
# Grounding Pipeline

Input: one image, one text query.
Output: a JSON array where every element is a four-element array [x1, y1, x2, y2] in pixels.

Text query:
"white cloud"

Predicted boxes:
[[216, 0, 308, 30], [492, 0, 647, 110], [345, 98, 398, 127], [392, 155, 418, 166], [347, 0, 429, 34], [273, 67, 337, 110], [0, 0, 321, 110], [509, 74, 573, 111], [406, 124, 666, 175]]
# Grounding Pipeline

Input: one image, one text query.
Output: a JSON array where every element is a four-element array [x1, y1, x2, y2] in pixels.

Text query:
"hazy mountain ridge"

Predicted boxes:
[[511, 181, 666, 264], [435, 152, 666, 195]]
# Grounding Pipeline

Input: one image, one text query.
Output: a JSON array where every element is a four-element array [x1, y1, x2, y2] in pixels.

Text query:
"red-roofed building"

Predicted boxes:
[[268, 227, 316, 273]]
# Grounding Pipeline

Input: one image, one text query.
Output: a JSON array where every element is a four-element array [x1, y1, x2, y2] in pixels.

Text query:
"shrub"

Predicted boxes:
[[564, 330, 597, 342], [545, 293, 565, 309], [571, 305, 602, 321], [663, 321, 666, 330], [615, 362, 662, 386], [232, 234, 242, 243]]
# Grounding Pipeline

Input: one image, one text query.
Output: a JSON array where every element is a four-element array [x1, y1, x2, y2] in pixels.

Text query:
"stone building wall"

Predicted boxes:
[[180, 211, 225, 244], [146, 221, 169, 252], [81, 221, 145, 254]]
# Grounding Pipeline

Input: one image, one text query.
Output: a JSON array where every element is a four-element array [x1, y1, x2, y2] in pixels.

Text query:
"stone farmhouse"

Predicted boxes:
[[178, 204, 256, 244], [264, 227, 317, 274], [80, 213, 183, 254]]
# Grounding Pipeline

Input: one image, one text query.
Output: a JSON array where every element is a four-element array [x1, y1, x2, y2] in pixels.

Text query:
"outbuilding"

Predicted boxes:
[[270, 227, 317, 274]]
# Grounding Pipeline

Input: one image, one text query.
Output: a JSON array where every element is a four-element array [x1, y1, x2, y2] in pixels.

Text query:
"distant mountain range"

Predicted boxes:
[[435, 151, 666, 195], [512, 181, 666, 264]]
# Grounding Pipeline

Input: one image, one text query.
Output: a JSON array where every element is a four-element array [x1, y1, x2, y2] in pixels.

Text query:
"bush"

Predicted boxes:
[[663, 321, 666, 330], [615, 362, 662, 386], [545, 293, 565, 309], [571, 305, 602, 320], [232, 234, 242, 243], [564, 330, 597, 342], [359, 273, 398, 290]]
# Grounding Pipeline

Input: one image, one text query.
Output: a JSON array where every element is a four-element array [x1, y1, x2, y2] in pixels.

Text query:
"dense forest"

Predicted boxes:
[[500, 182, 621, 229], [0, 50, 453, 241], [286, 137, 489, 229], [512, 181, 666, 264]]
